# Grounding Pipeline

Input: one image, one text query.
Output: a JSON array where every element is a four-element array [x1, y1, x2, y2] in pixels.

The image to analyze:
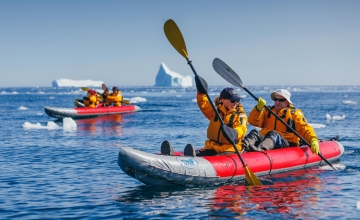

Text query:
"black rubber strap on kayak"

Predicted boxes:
[[260, 151, 272, 174]]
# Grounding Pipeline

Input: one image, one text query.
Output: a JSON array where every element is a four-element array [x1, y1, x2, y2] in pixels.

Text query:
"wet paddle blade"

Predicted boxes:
[[244, 166, 263, 186], [164, 19, 189, 59], [81, 87, 90, 91], [122, 100, 131, 105], [212, 58, 244, 88]]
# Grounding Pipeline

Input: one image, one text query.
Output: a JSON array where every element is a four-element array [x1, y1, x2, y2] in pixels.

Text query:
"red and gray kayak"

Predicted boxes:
[[117, 140, 344, 186], [44, 105, 140, 119]]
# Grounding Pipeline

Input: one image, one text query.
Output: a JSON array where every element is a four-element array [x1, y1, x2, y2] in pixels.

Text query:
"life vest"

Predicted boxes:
[[197, 93, 247, 153], [83, 90, 99, 108], [106, 91, 123, 106], [248, 104, 317, 146]]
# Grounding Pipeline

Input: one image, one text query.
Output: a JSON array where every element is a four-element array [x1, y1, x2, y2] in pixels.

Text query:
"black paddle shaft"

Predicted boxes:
[[242, 86, 336, 169], [187, 60, 248, 166]]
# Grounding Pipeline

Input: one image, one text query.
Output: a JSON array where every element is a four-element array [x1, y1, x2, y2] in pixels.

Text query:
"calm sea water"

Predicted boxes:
[[1, 86, 360, 219]]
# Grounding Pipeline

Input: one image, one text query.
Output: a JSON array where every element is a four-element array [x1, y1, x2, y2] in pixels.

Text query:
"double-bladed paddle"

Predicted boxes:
[[164, 19, 263, 186], [212, 57, 337, 170], [81, 87, 131, 105]]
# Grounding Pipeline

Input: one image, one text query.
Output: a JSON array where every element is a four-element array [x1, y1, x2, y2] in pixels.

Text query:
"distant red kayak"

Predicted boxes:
[[44, 105, 140, 119]]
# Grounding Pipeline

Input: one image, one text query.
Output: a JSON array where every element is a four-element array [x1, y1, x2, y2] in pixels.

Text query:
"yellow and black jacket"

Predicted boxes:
[[197, 93, 248, 154], [106, 91, 123, 106], [248, 104, 318, 146]]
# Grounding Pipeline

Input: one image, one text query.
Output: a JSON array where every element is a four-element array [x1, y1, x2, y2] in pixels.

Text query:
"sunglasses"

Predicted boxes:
[[230, 98, 240, 103], [273, 98, 287, 102]]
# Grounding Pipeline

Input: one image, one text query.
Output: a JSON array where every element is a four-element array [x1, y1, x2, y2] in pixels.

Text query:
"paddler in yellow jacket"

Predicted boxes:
[[83, 89, 99, 108], [161, 87, 248, 157], [243, 89, 320, 154], [105, 86, 123, 106]]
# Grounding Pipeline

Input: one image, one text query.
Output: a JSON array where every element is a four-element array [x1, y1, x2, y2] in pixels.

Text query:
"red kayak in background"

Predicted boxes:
[[44, 105, 140, 119]]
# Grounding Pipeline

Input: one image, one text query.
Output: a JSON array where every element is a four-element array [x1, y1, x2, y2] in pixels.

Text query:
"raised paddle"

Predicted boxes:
[[212, 57, 337, 170], [81, 87, 131, 105], [164, 19, 263, 186]]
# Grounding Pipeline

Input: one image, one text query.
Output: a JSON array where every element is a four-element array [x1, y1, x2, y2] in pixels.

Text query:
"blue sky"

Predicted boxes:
[[1, 0, 359, 87]]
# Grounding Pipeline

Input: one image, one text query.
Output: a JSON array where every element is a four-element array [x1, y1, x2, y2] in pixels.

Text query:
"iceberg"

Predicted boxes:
[[154, 62, 193, 87], [52, 78, 104, 87]]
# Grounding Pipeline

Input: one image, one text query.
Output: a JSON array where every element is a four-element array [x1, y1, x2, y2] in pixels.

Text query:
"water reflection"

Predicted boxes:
[[211, 169, 324, 218], [76, 114, 124, 136], [115, 169, 328, 218]]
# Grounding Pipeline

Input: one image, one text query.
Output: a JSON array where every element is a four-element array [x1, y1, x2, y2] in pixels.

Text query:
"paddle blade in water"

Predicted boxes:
[[164, 19, 189, 59], [81, 87, 89, 91], [245, 166, 263, 186], [212, 58, 244, 88]]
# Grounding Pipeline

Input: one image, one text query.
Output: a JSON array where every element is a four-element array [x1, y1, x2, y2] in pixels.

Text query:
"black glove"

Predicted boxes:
[[195, 75, 208, 94]]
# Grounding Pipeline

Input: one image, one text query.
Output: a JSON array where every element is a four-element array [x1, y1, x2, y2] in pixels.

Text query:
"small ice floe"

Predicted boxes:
[[326, 114, 346, 121], [130, 97, 147, 103], [240, 95, 246, 99], [141, 91, 148, 94], [22, 117, 77, 130], [333, 115, 346, 121], [176, 95, 182, 97], [49, 96, 55, 99], [0, 91, 6, 94], [343, 100, 357, 105], [12, 91, 18, 94], [316, 163, 346, 171], [357, 201, 360, 210], [192, 98, 197, 102], [18, 106, 28, 110], [309, 123, 326, 128], [63, 117, 77, 130], [36, 113, 43, 116]]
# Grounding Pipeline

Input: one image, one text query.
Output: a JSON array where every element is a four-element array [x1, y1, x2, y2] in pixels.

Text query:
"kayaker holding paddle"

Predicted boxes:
[[105, 86, 123, 106], [161, 87, 248, 157], [243, 89, 320, 154]]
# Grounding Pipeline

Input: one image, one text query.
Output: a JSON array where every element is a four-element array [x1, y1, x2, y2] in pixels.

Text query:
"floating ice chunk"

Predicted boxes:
[[63, 117, 77, 130], [18, 106, 28, 110], [326, 114, 332, 121], [332, 115, 346, 121], [309, 123, 326, 128], [343, 100, 357, 104], [47, 121, 60, 129], [357, 201, 360, 210], [130, 97, 147, 103], [22, 122, 42, 129]]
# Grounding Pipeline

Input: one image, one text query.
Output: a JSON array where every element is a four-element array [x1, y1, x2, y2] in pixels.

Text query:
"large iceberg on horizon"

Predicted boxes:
[[154, 62, 192, 87], [52, 78, 104, 87]]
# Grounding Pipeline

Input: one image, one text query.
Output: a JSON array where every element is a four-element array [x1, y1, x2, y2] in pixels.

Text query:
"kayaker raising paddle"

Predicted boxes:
[[161, 86, 248, 157]]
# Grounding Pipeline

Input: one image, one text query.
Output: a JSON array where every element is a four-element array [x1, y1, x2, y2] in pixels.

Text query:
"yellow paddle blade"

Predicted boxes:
[[122, 100, 131, 105], [244, 166, 263, 186], [81, 87, 89, 91], [164, 19, 189, 59]]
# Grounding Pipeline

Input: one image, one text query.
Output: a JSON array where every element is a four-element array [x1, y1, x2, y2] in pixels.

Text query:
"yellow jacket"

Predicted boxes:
[[248, 104, 318, 146], [106, 91, 123, 106], [84, 91, 99, 108], [197, 93, 248, 154]]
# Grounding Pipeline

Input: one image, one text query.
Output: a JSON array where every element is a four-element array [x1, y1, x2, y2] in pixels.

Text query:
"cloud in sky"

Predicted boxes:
[[0, 0, 359, 87]]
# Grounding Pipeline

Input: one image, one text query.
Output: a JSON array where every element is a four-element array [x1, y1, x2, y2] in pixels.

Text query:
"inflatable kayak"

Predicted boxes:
[[44, 105, 140, 119], [117, 140, 344, 186]]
